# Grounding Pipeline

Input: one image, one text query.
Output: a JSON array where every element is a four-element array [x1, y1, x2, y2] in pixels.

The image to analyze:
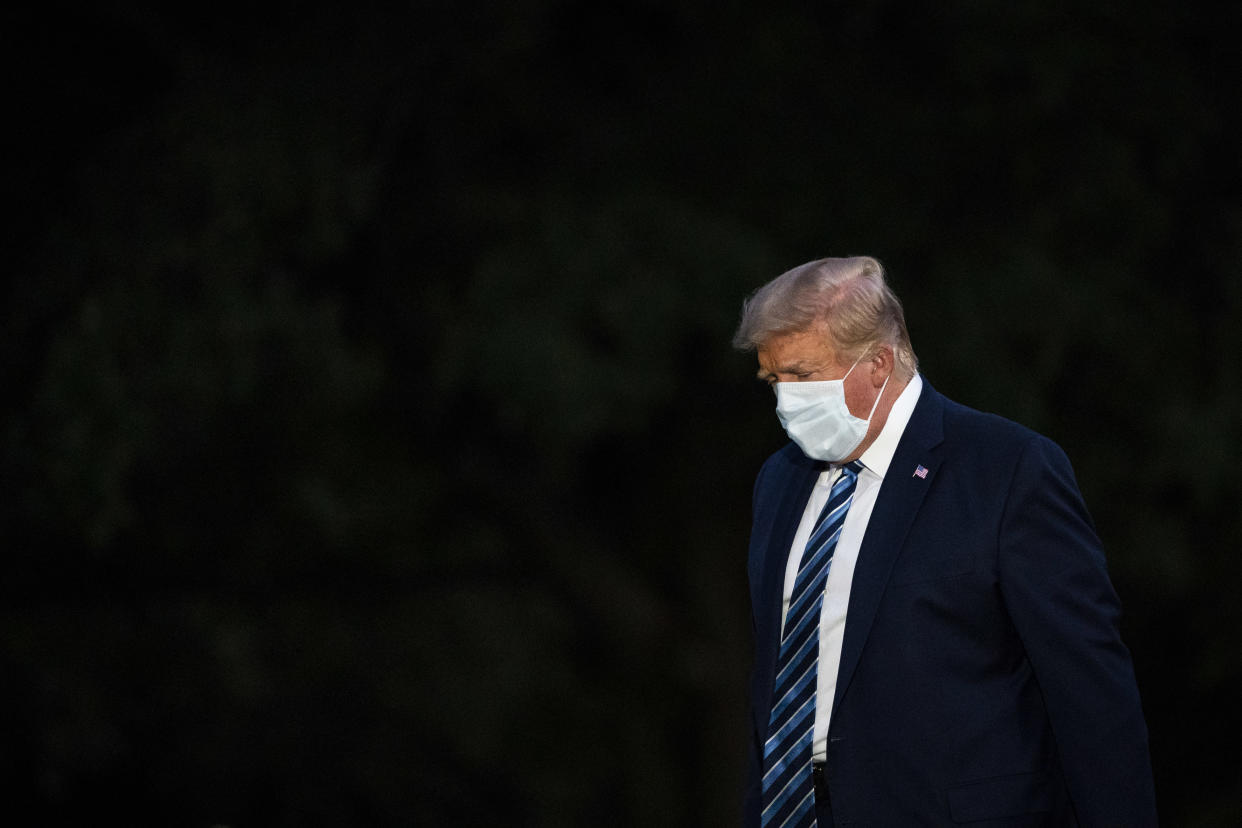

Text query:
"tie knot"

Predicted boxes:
[[843, 460, 864, 477]]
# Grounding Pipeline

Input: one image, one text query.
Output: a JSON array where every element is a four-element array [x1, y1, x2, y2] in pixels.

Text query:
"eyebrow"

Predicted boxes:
[[755, 361, 815, 380]]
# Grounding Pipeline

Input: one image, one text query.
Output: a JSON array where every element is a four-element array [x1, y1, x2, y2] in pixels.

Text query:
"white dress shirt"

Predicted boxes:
[[779, 373, 924, 760]]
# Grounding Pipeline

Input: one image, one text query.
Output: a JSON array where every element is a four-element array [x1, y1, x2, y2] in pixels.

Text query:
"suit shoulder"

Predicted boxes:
[[752, 441, 814, 502], [937, 394, 1066, 460], [759, 441, 810, 472], [755, 441, 816, 483]]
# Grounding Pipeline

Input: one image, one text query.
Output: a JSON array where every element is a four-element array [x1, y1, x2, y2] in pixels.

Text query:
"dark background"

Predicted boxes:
[[3, 2, 1239, 825]]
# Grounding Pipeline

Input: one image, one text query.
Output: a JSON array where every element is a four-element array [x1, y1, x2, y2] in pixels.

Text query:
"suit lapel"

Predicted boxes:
[[830, 383, 946, 719], [759, 456, 822, 613], [752, 450, 822, 737]]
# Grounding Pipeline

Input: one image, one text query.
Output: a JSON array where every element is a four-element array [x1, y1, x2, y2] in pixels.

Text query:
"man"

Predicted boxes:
[[734, 257, 1156, 826]]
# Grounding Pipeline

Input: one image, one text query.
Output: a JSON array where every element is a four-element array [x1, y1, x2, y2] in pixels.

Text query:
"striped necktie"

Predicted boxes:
[[761, 460, 863, 828]]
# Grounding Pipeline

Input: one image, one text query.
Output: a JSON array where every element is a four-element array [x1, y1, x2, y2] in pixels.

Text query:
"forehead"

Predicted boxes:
[[756, 325, 839, 373]]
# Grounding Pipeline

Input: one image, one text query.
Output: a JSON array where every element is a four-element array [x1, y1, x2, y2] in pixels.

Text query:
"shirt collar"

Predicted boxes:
[[855, 373, 923, 479]]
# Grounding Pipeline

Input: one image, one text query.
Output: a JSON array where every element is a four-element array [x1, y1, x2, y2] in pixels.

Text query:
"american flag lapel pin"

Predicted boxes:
[[913, 464, 929, 479]]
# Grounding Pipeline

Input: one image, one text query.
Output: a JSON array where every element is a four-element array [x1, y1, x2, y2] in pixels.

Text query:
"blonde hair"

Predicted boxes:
[[732, 256, 918, 377]]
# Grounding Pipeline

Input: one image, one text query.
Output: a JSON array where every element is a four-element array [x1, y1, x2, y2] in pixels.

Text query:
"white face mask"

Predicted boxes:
[[773, 356, 890, 462]]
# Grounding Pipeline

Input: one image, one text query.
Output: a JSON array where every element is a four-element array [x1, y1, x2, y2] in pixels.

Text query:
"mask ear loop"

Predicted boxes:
[[838, 355, 891, 463], [865, 371, 891, 421]]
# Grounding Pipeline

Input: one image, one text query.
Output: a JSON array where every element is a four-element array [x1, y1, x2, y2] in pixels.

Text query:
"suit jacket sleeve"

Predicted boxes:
[[997, 433, 1157, 826]]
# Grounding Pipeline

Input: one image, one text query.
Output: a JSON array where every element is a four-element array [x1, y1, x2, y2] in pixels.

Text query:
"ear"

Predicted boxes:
[[870, 346, 894, 388]]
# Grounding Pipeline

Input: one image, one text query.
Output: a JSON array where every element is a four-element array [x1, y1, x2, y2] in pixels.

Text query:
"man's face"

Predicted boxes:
[[756, 323, 873, 420]]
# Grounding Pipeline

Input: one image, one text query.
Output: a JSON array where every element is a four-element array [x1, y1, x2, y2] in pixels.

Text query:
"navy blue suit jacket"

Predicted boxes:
[[744, 381, 1156, 826]]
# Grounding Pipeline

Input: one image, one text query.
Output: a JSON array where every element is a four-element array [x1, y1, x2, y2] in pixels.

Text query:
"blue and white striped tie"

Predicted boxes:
[[761, 461, 863, 828]]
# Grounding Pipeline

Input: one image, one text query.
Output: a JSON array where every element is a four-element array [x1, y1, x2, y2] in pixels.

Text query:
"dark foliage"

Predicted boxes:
[[3, 1, 1239, 824]]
